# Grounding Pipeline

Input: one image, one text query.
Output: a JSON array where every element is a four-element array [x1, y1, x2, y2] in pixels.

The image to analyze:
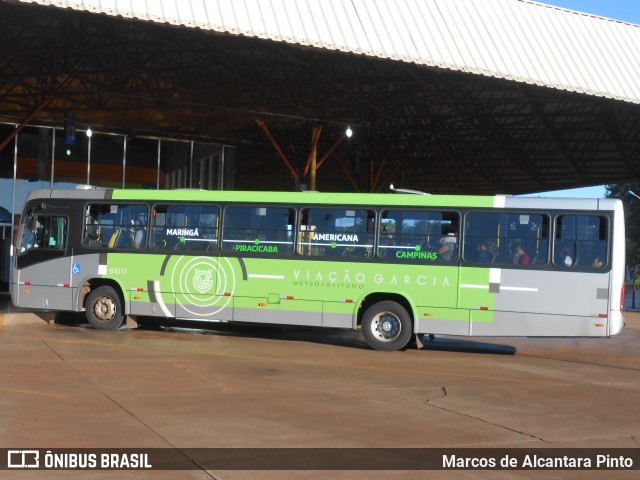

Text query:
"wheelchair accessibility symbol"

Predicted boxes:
[[72, 263, 81, 274]]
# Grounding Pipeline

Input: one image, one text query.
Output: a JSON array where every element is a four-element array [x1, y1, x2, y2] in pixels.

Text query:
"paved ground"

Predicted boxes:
[[0, 300, 638, 479]]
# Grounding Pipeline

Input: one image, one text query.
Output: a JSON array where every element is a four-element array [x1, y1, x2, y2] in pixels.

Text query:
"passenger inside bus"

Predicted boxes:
[[555, 241, 574, 267], [438, 232, 457, 261], [475, 242, 492, 263], [580, 241, 606, 268], [132, 220, 146, 248], [512, 244, 531, 265]]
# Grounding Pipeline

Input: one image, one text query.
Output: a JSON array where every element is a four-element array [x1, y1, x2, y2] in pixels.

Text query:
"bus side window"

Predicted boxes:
[[464, 211, 548, 267], [222, 205, 294, 255], [299, 208, 375, 258], [83, 203, 148, 250], [554, 214, 608, 269], [378, 209, 459, 263], [150, 204, 219, 252], [464, 212, 500, 264]]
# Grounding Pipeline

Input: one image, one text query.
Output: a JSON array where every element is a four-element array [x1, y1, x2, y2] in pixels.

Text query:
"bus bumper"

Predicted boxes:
[[609, 311, 624, 336]]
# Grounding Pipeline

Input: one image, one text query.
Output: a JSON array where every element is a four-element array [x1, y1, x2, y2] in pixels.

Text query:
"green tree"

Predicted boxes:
[[606, 183, 640, 306]]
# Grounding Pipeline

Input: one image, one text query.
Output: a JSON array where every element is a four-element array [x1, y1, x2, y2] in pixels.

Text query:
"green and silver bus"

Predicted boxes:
[[11, 187, 625, 351]]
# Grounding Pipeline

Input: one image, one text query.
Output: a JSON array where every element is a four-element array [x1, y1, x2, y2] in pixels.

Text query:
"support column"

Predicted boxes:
[[122, 135, 127, 188], [309, 127, 318, 191], [255, 119, 300, 185], [156, 139, 162, 189]]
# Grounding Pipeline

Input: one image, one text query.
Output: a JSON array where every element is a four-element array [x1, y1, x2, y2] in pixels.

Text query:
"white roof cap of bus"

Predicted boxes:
[[75, 184, 106, 190], [389, 184, 430, 195]]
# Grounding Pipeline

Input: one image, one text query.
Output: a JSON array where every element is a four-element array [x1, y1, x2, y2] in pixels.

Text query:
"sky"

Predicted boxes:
[[540, 0, 640, 25], [521, 1, 639, 198]]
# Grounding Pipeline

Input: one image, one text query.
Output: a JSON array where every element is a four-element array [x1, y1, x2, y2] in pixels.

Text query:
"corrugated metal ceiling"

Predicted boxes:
[[19, 0, 640, 104]]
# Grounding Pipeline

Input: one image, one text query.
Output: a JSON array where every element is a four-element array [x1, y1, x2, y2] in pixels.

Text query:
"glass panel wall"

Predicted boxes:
[[164, 141, 235, 190], [126, 137, 161, 189], [164, 140, 191, 189], [81, 132, 124, 188], [0, 121, 235, 292]]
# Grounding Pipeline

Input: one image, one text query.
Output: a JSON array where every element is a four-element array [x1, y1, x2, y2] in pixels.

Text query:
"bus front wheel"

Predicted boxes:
[[362, 301, 412, 351], [85, 286, 125, 331]]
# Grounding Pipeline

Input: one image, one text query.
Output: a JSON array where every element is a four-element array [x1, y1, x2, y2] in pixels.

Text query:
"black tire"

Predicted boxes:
[[361, 301, 413, 351], [85, 286, 125, 331]]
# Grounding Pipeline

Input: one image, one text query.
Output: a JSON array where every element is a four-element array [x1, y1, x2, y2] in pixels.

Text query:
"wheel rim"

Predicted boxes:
[[370, 311, 402, 342], [93, 296, 117, 323]]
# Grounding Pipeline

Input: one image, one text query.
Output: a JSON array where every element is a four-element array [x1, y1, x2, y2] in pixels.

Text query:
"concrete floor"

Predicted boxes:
[[1, 299, 639, 479]]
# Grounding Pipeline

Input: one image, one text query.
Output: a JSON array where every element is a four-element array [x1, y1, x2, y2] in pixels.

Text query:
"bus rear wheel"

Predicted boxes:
[[362, 301, 412, 351], [85, 286, 125, 331]]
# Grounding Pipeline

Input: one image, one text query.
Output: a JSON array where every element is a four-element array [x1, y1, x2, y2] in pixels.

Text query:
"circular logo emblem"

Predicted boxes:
[[193, 268, 214, 293], [168, 256, 236, 316]]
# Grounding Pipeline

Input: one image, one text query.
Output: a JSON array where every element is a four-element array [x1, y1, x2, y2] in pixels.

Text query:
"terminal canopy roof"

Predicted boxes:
[[1, 0, 640, 194]]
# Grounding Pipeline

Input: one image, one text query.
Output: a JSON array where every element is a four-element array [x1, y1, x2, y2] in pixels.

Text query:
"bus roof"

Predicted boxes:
[[25, 187, 621, 211]]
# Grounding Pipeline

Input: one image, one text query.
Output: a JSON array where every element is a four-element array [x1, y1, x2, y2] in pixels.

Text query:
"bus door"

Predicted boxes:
[[14, 209, 73, 310], [1, 219, 10, 293], [378, 209, 464, 335]]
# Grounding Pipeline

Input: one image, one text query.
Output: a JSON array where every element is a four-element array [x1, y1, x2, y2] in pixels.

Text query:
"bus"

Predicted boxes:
[[11, 187, 625, 351]]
